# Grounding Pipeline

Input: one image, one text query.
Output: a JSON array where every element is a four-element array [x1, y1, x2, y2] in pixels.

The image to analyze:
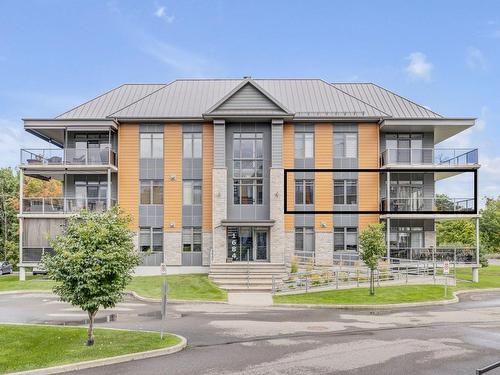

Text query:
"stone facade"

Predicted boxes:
[[212, 168, 227, 263], [269, 168, 285, 264], [284, 231, 295, 268], [164, 232, 182, 265], [315, 232, 333, 266], [202, 232, 213, 266]]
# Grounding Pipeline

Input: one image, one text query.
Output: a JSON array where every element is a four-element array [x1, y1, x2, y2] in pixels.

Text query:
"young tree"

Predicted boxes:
[[42, 207, 140, 346], [359, 223, 386, 296]]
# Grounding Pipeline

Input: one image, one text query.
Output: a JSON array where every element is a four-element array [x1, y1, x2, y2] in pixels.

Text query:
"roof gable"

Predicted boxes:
[[205, 79, 292, 117]]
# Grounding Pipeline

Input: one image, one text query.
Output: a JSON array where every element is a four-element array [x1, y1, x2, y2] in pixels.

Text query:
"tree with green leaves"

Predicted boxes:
[[42, 207, 140, 346], [0, 168, 19, 264], [359, 223, 387, 296], [436, 218, 475, 247], [480, 197, 500, 254]]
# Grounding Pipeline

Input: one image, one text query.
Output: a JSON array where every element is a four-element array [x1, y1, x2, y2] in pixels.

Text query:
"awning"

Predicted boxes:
[[220, 220, 275, 227]]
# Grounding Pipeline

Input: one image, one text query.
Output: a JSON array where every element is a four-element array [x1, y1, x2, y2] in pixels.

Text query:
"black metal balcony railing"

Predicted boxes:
[[22, 247, 55, 263], [20, 148, 117, 167], [22, 197, 116, 214], [380, 148, 478, 166], [380, 197, 475, 213]]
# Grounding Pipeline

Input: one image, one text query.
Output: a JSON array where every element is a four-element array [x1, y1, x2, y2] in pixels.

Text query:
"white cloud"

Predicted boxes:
[[140, 35, 212, 76], [405, 52, 433, 82], [154, 5, 174, 23], [466, 47, 487, 71]]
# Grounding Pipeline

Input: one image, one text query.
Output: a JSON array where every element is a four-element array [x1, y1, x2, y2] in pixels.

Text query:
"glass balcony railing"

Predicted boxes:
[[20, 148, 117, 167], [21, 197, 116, 214], [380, 197, 475, 213], [380, 148, 478, 166]]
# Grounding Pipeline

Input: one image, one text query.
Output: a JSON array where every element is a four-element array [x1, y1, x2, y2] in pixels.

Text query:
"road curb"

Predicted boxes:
[[5, 326, 187, 375], [272, 287, 500, 310], [124, 290, 228, 304], [0, 290, 228, 304]]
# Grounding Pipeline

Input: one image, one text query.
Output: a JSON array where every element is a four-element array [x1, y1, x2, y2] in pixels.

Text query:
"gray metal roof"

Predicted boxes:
[[332, 83, 442, 119], [53, 79, 443, 121], [56, 84, 166, 119]]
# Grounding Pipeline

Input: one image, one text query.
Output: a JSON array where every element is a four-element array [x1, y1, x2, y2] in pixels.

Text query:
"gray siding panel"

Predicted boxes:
[[271, 123, 283, 168], [213, 123, 226, 168], [139, 205, 164, 227]]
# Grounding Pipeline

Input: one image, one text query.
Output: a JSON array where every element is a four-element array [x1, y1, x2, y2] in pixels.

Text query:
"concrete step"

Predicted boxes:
[[209, 274, 285, 279], [212, 279, 275, 286], [219, 285, 273, 291]]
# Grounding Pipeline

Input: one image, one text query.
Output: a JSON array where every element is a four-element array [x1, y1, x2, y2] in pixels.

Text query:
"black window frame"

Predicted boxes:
[[140, 180, 164, 205]]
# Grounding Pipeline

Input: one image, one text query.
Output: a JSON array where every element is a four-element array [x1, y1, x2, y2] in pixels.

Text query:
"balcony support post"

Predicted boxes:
[[106, 168, 111, 209], [386, 172, 390, 212], [386, 218, 391, 260], [19, 218, 25, 281]]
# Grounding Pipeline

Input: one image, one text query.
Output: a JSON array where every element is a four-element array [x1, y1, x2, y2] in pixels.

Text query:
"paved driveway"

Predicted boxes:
[[2, 291, 500, 374]]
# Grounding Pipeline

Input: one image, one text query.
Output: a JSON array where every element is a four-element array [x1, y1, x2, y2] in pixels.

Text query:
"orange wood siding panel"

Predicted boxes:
[[314, 123, 333, 232], [283, 123, 295, 231], [117, 123, 139, 230], [164, 124, 182, 232], [202, 123, 213, 231], [358, 123, 380, 231]]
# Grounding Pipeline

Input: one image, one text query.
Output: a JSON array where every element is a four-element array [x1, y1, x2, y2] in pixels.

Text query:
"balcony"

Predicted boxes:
[[380, 197, 475, 213], [21, 197, 116, 215], [21, 247, 55, 263], [20, 147, 117, 168], [380, 148, 478, 167]]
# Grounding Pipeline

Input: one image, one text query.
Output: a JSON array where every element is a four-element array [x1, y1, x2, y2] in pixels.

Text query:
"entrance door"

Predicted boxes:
[[255, 230, 268, 261]]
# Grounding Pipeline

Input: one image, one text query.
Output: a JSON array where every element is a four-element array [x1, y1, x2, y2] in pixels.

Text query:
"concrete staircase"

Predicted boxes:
[[209, 263, 287, 292]]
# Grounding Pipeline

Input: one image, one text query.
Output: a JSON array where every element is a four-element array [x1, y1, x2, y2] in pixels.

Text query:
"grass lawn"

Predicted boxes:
[[127, 274, 227, 301], [273, 284, 453, 305], [274, 265, 500, 305], [0, 324, 181, 374], [0, 274, 54, 292]]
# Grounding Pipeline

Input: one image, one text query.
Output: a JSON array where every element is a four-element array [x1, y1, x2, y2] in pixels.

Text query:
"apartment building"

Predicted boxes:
[[18, 78, 480, 284]]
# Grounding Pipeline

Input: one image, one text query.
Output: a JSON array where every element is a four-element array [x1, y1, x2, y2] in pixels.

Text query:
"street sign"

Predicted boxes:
[[160, 263, 167, 275], [443, 261, 450, 275]]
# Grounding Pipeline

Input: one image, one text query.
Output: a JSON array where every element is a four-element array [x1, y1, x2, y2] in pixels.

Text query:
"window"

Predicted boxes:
[[295, 227, 315, 254], [334, 180, 357, 204], [294, 132, 314, 159], [183, 180, 202, 205], [182, 227, 202, 252], [183, 133, 202, 158], [233, 133, 264, 205], [334, 227, 358, 251], [140, 180, 163, 204], [139, 227, 163, 252], [334, 132, 357, 158], [295, 179, 314, 204], [140, 133, 163, 158]]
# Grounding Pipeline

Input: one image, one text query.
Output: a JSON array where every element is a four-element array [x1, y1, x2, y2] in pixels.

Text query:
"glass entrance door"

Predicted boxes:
[[227, 227, 269, 262], [255, 230, 268, 261]]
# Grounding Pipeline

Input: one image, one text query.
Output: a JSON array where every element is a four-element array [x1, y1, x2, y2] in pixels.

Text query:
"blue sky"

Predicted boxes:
[[0, 0, 498, 201]]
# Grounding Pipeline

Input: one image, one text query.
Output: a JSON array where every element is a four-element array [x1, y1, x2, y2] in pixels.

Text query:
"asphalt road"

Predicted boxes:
[[2, 291, 500, 374]]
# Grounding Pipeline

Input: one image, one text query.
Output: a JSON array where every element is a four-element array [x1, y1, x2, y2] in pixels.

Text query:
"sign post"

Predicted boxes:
[[160, 263, 168, 340], [443, 261, 450, 298]]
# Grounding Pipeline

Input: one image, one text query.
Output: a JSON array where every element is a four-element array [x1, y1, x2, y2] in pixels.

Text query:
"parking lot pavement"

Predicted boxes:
[[3, 291, 500, 374]]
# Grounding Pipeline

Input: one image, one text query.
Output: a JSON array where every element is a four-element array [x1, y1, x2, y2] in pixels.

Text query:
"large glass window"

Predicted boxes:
[[140, 133, 163, 158], [183, 180, 202, 205], [295, 227, 315, 254], [139, 227, 163, 252], [233, 133, 263, 205], [295, 179, 314, 204], [334, 133, 357, 158], [182, 227, 202, 252], [334, 227, 358, 251], [294, 133, 314, 159], [334, 180, 357, 204], [140, 180, 163, 204], [183, 133, 202, 158]]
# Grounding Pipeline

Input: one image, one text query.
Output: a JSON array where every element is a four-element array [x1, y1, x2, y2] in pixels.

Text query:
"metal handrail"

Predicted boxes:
[[477, 360, 500, 374], [380, 148, 478, 166], [20, 147, 117, 166], [380, 197, 475, 212], [21, 197, 116, 214]]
